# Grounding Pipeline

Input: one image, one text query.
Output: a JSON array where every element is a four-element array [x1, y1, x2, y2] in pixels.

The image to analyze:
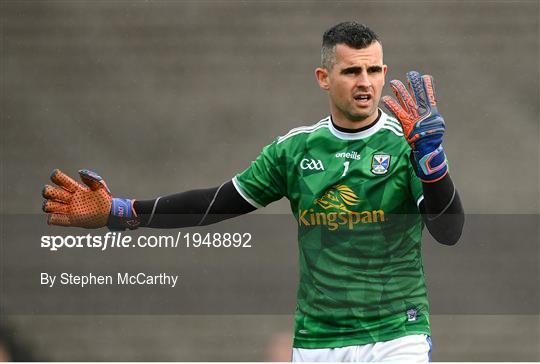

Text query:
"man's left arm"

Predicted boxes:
[[383, 71, 464, 245], [419, 173, 464, 245]]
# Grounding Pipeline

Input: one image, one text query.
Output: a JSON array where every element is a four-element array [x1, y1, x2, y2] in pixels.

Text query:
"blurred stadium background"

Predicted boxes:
[[1, 0, 539, 361]]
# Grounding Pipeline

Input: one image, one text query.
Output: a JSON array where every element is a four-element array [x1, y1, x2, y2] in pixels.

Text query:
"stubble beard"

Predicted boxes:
[[345, 103, 378, 123]]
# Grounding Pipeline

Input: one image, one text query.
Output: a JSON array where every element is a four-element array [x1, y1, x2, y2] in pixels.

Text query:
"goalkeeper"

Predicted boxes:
[[42, 22, 464, 362]]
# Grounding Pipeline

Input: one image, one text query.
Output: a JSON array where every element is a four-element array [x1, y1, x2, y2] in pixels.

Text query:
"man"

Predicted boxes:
[[42, 22, 464, 362]]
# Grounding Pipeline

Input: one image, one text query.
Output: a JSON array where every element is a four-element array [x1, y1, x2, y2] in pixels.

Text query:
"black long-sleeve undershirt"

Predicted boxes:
[[419, 173, 464, 245], [133, 181, 255, 228], [134, 175, 464, 245]]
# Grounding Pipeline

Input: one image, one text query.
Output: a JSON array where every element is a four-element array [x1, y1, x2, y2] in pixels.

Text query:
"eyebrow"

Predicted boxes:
[[340, 65, 383, 74]]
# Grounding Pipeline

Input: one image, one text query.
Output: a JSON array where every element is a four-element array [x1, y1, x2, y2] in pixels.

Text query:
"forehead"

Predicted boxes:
[[333, 42, 383, 68]]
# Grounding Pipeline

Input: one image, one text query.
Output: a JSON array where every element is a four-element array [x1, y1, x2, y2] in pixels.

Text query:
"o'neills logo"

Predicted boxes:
[[299, 184, 385, 231], [335, 151, 360, 160]]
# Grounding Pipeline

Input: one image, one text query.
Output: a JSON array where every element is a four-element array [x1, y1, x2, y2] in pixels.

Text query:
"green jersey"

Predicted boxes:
[[233, 110, 429, 349]]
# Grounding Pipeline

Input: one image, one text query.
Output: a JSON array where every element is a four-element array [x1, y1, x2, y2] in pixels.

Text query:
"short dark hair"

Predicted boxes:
[[321, 22, 380, 69]]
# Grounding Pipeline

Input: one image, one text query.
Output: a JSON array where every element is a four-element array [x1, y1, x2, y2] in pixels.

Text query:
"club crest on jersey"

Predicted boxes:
[[406, 308, 418, 322], [371, 154, 391, 175]]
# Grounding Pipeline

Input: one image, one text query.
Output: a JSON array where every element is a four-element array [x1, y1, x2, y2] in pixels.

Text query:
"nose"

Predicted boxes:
[[356, 70, 371, 88]]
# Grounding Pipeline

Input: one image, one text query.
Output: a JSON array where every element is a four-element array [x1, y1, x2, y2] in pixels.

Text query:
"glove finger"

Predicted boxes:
[[43, 200, 70, 214], [50, 169, 83, 193], [42, 185, 72, 203], [422, 75, 438, 112], [47, 213, 71, 227], [79, 169, 111, 193], [406, 71, 429, 116], [382, 96, 411, 125], [389, 80, 417, 117]]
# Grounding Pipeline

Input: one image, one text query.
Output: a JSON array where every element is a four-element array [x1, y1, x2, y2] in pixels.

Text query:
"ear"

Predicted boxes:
[[315, 67, 330, 91], [382, 64, 388, 86]]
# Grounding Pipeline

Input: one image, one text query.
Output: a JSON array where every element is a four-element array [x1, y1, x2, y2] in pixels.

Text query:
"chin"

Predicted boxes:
[[351, 109, 377, 121]]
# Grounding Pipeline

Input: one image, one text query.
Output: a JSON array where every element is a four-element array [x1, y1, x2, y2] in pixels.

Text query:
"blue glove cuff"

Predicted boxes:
[[413, 145, 448, 182], [108, 198, 140, 230]]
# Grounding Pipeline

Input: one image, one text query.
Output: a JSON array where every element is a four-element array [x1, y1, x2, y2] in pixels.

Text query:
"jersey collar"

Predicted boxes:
[[328, 108, 387, 140]]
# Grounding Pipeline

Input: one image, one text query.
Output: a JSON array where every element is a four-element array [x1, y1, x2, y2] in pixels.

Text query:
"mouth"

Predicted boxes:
[[353, 94, 372, 106]]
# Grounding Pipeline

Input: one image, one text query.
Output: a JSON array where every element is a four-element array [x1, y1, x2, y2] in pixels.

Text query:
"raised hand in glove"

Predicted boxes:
[[382, 71, 448, 182], [42, 169, 139, 229]]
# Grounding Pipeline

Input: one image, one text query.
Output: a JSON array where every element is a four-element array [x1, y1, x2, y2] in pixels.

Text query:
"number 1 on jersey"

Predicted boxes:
[[341, 161, 350, 177]]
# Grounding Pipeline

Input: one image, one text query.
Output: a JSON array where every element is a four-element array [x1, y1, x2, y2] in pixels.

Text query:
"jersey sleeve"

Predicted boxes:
[[232, 139, 286, 208]]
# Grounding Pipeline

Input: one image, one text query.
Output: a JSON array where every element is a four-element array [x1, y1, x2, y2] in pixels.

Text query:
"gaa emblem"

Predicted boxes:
[[371, 154, 391, 175], [300, 158, 325, 171]]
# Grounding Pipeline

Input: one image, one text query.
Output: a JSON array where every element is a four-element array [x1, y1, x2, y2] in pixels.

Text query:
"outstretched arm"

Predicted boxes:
[[42, 169, 255, 230], [133, 181, 256, 228]]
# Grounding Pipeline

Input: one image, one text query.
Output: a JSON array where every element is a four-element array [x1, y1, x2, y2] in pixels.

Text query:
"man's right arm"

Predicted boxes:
[[42, 169, 256, 230], [133, 180, 256, 229], [43, 140, 284, 230]]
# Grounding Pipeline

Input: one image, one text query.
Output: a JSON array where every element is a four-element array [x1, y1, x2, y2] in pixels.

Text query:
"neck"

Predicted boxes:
[[331, 109, 381, 130]]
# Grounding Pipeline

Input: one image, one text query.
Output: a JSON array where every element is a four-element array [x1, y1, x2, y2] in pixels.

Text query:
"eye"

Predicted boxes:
[[342, 68, 361, 75]]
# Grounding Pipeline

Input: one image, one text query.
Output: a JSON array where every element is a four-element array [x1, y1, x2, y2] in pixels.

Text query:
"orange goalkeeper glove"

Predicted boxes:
[[382, 71, 448, 182], [42, 169, 140, 229]]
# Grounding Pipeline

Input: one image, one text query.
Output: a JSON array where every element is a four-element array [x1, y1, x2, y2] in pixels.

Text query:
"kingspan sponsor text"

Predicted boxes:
[[298, 209, 385, 231]]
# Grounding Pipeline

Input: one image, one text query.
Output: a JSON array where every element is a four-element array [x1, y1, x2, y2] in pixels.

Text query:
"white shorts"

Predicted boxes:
[[292, 334, 432, 362]]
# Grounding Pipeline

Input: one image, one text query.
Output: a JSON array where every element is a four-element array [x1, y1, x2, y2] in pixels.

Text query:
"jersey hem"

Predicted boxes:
[[292, 328, 431, 349]]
